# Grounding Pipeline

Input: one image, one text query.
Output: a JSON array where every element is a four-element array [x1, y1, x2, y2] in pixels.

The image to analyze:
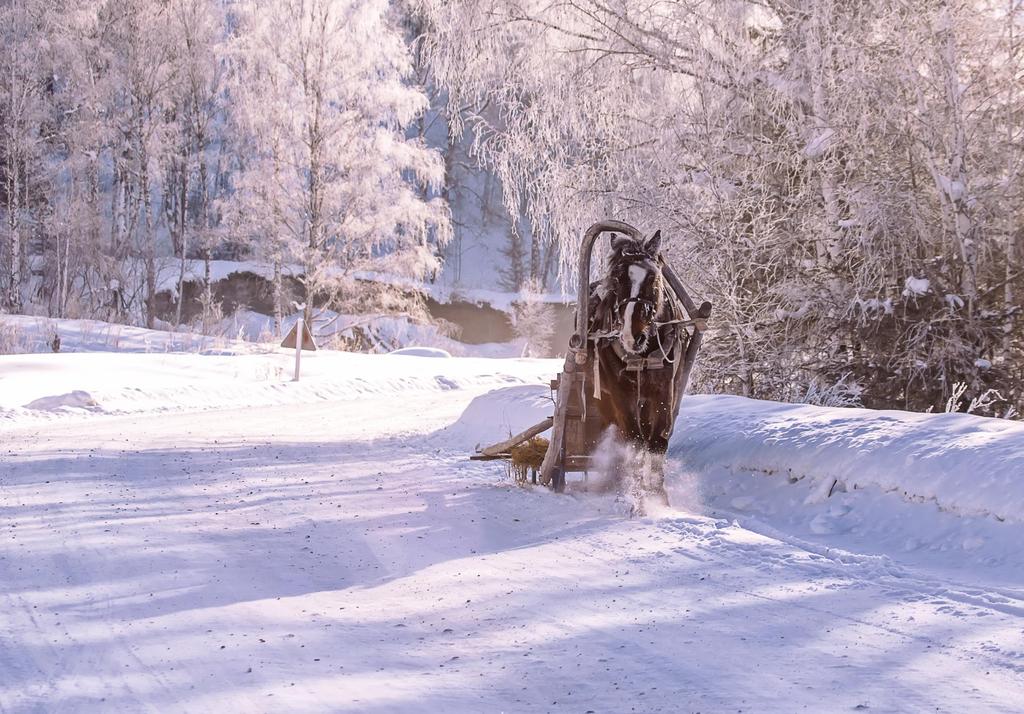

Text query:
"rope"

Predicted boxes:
[[654, 323, 675, 365]]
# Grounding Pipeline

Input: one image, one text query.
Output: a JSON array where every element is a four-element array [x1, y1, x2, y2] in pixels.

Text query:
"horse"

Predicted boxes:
[[586, 230, 688, 508]]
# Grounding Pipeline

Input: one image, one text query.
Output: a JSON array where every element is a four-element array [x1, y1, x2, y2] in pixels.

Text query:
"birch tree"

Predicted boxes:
[[230, 0, 450, 328], [165, 0, 226, 327], [0, 0, 51, 312]]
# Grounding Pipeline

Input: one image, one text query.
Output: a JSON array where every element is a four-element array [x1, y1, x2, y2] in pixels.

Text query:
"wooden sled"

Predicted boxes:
[[473, 220, 712, 492]]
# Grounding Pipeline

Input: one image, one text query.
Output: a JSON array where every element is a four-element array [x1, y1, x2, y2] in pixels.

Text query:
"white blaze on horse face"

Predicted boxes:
[[621, 263, 648, 353]]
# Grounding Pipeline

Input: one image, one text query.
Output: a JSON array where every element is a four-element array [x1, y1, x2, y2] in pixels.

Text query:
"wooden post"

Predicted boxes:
[[540, 354, 580, 490], [293, 318, 303, 382], [669, 301, 712, 423], [281, 304, 316, 383]]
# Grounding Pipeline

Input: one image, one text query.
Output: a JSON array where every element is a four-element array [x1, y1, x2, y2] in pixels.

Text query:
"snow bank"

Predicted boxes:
[[152, 258, 280, 294], [673, 395, 1024, 525], [444, 386, 1024, 578], [446, 386, 1024, 530], [434, 384, 554, 450], [425, 284, 569, 313], [1, 315, 261, 355], [23, 390, 100, 412], [0, 346, 558, 429], [387, 347, 452, 358]]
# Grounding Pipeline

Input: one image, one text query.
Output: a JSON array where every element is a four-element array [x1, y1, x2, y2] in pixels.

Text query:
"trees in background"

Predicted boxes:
[[416, 0, 1024, 414], [401, 1, 556, 293], [1, 0, 452, 331], [2, 0, 1023, 414], [5, 0, 210, 324], [229, 0, 449, 328], [0, 0, 51, 313], [165, 0, 226, 329]]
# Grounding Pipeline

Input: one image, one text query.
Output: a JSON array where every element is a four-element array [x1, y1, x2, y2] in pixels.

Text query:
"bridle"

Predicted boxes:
[[619, 255, 663, 331], [589, 262, 665, 341], [620, 295, 658, 321]]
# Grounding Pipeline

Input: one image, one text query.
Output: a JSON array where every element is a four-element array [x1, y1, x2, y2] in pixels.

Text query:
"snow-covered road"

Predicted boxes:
[[3, 367, 1023, 713]]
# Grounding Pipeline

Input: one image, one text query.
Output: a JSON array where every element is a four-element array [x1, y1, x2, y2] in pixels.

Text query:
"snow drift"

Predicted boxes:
[[23, 390, 100, 412], [447, 386, 1024, 529], [433, 384, 554, 450], [673, 395, 1024, 525]]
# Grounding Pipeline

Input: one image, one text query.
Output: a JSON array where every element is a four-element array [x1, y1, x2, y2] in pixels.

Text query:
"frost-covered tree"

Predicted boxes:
[[164, 0, 227, 328], [416, 0, 1024, 414], [229, 0, 450, 328], [513, 276, 554, 357], [400, 0, 555, 291], [40, 1, 116, 319], [98, 0, 181, 327], [0, 0, 52, 312]]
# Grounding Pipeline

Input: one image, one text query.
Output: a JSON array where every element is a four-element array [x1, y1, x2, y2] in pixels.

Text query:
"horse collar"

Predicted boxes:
[[609, 336, 675, 371]]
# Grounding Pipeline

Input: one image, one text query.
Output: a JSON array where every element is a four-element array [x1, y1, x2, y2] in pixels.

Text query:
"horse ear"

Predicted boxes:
[[610, 232, 632, 253], [644, 230, 663, 256]]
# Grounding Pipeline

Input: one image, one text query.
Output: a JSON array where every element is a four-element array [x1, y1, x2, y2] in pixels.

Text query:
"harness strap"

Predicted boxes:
[[654, 316, 709, 331], [610, 338, 676, 371]]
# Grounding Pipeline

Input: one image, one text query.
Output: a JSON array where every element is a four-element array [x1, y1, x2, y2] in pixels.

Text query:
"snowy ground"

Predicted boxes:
[[1, 311, 524, 359], [2, 321, 1023, 712]]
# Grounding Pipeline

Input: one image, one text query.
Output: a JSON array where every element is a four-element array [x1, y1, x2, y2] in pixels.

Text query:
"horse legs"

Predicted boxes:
[[634, 397, 672, 507], [592, 420, 671, 512], [591, 427, 645, 514], [598, 441, 668, 516]]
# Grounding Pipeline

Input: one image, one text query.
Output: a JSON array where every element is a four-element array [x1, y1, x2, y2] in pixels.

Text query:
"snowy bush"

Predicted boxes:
[[0, 321, 29, 355], [798, 374, 864, 409], [512, 278, 555, 358], [943, 382, 1018, 419]]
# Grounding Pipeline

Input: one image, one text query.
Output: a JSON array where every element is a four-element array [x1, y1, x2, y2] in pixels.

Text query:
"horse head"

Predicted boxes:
[[606, 230, 664, 355]]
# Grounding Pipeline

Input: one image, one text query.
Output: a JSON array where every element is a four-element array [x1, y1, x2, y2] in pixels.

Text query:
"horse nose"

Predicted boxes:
[[620, 329, 646, 354]]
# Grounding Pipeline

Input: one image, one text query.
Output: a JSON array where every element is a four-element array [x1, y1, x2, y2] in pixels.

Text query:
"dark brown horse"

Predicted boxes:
[[587, 230, 688, 506]]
